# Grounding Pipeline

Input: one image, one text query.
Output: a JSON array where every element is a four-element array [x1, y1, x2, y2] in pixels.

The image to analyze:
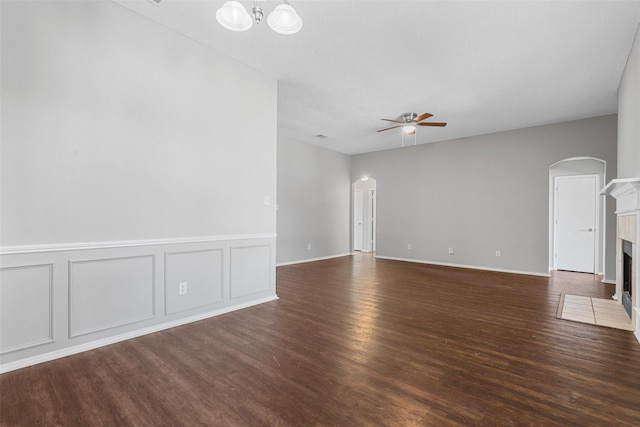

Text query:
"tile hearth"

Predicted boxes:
[[559, 294, 633, 331]]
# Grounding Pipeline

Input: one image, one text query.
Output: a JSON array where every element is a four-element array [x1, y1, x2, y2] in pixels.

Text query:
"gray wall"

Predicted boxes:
[[351, 115, 618, 277], [1, 1, 276, 246], [618, 24, 640, 178], [276, 137, 351, 264], [1, 0, 277, 371]]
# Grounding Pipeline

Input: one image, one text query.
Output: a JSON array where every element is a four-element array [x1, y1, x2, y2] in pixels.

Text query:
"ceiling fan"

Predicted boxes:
[[377, 112, 447, 135]]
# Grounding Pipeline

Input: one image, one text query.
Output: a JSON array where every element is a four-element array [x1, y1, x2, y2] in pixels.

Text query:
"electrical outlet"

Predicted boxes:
[[408, 244, 412, 250], [448, 247, 454, 255], [179, 282, 187, 295], [496, 250, 501, 257], [307, 243, 312, 250]]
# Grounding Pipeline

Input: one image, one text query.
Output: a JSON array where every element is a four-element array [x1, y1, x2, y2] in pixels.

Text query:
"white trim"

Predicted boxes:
[[276, 253, 353, 267], [375, 255, 551, 278], [0, 295, 279, 374], [0, 234, 276, 255], [602, 279, 616, 285], [549, 156, 607, 169]]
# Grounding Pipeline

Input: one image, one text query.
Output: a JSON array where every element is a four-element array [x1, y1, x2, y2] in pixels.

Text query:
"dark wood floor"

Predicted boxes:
[[2, 254, 640, 426]]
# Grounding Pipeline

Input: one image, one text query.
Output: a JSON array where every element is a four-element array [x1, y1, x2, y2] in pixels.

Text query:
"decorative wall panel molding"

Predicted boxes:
[[0, 235, 276, 373], [0, 264, 54, 354], [69, 255, 156, 337], [230, 245, 272, 299], [165, 249, 224, 315]]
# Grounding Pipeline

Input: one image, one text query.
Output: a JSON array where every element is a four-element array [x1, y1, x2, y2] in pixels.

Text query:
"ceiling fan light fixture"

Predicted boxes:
[[216, 1, 253, 32], [267, 3, 303, 35], [403, 124, 416, 134]]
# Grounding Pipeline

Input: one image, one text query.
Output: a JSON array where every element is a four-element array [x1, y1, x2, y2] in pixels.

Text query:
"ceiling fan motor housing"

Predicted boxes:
[[402, 112, 418, 123]]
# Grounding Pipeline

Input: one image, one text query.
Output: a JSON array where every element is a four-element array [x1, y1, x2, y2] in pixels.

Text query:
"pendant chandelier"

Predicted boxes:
[[216, 1, 303, 35]]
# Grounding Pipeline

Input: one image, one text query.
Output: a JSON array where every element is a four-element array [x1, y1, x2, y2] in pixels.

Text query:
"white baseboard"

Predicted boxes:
[[602, 279, 616, 285], [0, 296, 278, 374], [375, 255, 551, 278], [276, 253, 353, 267]]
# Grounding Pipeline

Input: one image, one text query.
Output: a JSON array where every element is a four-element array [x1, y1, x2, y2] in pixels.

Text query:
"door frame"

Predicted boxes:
[[548, 157, 607, 276], [552, 173, 600, 272], [353, 178, 377, 253], [369, 188, 377, 252], [353, 188, 364, 251]]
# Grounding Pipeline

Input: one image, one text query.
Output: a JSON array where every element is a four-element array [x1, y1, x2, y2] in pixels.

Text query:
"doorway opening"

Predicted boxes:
[[549, 157, 606, 275], [353, 177, 377, 253]]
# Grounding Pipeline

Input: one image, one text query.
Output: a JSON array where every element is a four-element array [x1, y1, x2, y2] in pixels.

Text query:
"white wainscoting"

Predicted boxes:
[[230, 245, 272, 300], [0, 235, 276, 373], [69, 255, 156, 338], [164, 249, 224, 315], [0, 264, 54, 354]]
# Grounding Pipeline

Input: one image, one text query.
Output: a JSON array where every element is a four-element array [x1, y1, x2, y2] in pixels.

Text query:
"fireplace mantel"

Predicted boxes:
[[601, 178, 640, 213]]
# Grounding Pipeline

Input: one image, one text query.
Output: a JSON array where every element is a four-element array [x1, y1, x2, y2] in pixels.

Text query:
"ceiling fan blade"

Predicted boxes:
[[408, 129, 416, 136], [377, 125, 402, 132], [381, 118, 404, 123], [414, 113, 433, 122], [418, 122, 447, 127]]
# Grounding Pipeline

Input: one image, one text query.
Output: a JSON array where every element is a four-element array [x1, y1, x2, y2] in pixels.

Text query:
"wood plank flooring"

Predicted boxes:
[[2, 254, 640, 426]]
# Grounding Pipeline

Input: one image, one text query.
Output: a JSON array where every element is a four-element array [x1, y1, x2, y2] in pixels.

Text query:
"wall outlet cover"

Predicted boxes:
[[179, 282, 187, 295]]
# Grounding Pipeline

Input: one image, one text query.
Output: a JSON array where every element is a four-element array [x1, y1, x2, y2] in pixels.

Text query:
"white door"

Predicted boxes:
[[354, 189, 364, 251], [554, 175, 597, 273]]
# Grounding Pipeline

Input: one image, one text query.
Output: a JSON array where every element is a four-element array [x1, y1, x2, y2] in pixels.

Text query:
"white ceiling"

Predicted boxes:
[[115, 0, 640, 155]]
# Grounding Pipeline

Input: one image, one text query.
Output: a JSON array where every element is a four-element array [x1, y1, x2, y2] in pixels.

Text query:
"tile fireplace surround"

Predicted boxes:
[[602, 178, 640, 344]]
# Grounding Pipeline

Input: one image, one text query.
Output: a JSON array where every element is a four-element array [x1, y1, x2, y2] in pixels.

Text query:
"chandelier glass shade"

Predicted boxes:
[[267, 4, 303, 35], [216, 1, 253, 32], [216, 1, 302, 35]]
